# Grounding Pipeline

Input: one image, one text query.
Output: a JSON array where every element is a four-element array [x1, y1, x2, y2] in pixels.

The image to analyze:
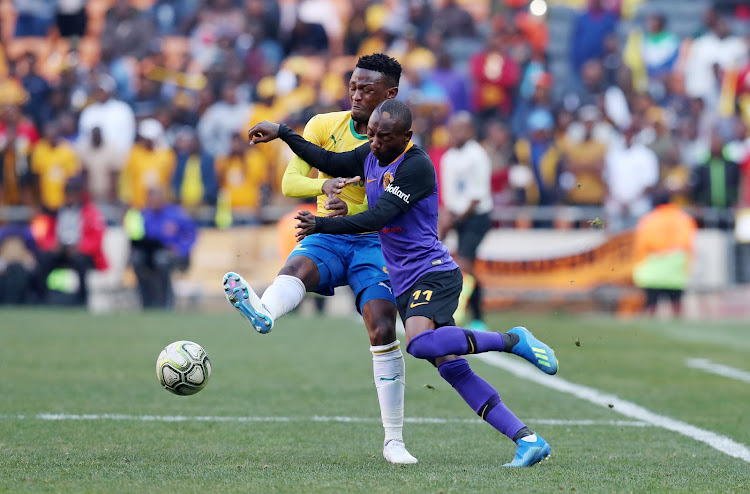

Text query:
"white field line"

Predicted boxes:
[[0, 413, 648, 427], [685, 358, 750, 384], [470, 352, 750, 463]]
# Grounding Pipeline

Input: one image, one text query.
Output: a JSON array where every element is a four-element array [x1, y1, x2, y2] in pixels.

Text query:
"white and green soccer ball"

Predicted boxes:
[[156, 341, 212, 396]]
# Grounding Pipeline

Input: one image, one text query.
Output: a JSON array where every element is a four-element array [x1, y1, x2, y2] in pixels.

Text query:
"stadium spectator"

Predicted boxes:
[[690, 132, 740, 209], [31, 121, 80, 212], [389, 25, 436, 74], [512, 72, 553, 138], [197, 82, 251, 158], [432, 0, 476, 39], [0, 223, 37, 305], [342, 1, 370, 56], [439, 112, 493, 331], [56, 0, 88, 39], [171, 127, 217, 208], [723, 119, 750, 165], [646, 108, 680, 168], [214, 132, 269, 215], [639, 14, 680, 94], [469, 29, 521, 119], [13, 0, 55, 37], [78, 75, 136, 167], [127, 187, 197, 309], [148, 0, 200, 36], [32, 178, 107, 306], [0, 101, 39, 206], [560, 106, 608, 206], [633, 193, 697, 317], [677, 119, 709, 169], [603, 124, 660, 230], [569, 0, 618, 75], [132, 75, 165, 120], [561, 59, 608, 113], [76, 127, 123, 205], [18, 53, 50, 132], [683, 14, 748, 111], [512, 109, 563, 206], [481, 119, 514, 206], [283, 14, 329, 56], [244, 0, 281, 42], [122, 119, 176, 209], [102, 0, 157, 60]]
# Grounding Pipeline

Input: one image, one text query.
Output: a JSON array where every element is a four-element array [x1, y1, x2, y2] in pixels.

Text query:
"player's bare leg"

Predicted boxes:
[[363, 299, 417, 464], [223, 256, 317, 333], [404, 316, 552, 467]]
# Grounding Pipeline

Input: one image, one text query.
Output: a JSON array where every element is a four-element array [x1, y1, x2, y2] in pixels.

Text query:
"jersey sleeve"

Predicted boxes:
[[280, 116, 329, 198], [377, 152, 435, 213], [314, 151, 435, 234], [279, 124, 368, 178]]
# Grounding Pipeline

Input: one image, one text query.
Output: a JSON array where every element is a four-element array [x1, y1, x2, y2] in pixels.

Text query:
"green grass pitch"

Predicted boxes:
[[2, 308, 749, 493]]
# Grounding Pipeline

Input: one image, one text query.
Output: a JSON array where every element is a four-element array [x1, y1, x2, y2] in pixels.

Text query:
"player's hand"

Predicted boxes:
[[247, 121, 281, 145], [324, 195, 348, 217], [294, 210, 317, 241], [321, 176, 361, 197]]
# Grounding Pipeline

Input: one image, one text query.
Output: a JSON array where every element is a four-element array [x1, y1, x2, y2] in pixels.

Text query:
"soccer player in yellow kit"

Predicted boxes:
[[223, 54, 417, 464]]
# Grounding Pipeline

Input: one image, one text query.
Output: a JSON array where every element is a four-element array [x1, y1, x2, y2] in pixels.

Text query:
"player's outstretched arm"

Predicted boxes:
[[295, 152, 436, 239], [249, 121, 369, 178]]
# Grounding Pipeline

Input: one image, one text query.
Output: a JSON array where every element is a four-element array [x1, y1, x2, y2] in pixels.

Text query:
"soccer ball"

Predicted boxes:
[[156, 341, 212, 396]]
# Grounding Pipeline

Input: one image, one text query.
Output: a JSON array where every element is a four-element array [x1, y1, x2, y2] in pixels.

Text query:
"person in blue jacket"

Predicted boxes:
[[126, 186, 197, 308]]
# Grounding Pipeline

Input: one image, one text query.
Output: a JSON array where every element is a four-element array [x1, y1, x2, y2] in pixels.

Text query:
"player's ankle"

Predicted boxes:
[[502, 331, 520, 351]]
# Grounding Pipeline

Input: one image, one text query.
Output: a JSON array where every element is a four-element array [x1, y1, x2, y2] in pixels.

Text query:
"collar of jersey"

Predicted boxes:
[[386, 141, 413, 165], [349, 118, 368, 141]]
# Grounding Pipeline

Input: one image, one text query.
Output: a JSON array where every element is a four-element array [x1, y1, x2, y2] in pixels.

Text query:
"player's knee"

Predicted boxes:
[[368, 319, 397, 346], [405, 330, 434, 359], [279, 257, 319, 291]]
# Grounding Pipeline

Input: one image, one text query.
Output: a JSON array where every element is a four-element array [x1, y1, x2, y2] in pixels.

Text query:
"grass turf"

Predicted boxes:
[[1, 308, 749, 493]]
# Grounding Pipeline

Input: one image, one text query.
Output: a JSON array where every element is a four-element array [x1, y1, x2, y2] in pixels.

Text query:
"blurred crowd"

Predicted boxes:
[[1, 0, 749, 221], [1, 0, 750, 306]]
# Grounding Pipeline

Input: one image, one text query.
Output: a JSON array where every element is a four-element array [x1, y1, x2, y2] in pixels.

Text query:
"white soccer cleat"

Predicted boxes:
[[222, 272, 274, 334], [383, 440, 418, 464]]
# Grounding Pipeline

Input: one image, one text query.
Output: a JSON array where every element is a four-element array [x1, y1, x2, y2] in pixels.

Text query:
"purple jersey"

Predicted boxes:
[[277, 124, 459, 296], [362, 145, 457, 296]]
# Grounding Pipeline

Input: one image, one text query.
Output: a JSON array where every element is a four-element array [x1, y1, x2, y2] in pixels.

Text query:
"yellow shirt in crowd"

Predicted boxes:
[[282, 111, 369, 217], [215, 151, 269, 208], [122, 144, 176, 208], [31, 139, 79, 210]]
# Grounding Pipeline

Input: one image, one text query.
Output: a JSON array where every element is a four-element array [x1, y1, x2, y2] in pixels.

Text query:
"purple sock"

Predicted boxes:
[[406, 326, 504, 359], [438, 358, 525, 440]]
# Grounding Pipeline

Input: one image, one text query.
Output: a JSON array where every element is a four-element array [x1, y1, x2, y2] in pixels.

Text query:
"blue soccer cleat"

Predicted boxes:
[[223, 272, 274, 334], [503, 434, 552, 467], [507, 326, 558, 375]]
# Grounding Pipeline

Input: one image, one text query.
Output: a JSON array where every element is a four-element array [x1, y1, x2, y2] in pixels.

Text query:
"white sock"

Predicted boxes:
[[371, 340, 405, 444], [260, 275, 306, 321]]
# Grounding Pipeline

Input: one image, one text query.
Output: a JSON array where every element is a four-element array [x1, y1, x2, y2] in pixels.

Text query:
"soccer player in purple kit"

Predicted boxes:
[[247, 99, 558, 467]]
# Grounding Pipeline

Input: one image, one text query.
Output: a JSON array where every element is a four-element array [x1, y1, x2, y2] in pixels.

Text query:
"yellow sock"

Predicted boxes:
[[453, 274, 476, 325]]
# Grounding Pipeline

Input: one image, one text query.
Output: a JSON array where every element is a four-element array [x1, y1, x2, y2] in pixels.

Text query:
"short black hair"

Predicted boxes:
[[356, 53, 402, 88], [377, 99, 412, 133]]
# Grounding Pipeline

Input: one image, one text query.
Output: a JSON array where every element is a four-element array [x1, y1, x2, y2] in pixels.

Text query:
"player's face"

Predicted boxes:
[[349, 68, 397, 124], [367, 111, 412, 165]]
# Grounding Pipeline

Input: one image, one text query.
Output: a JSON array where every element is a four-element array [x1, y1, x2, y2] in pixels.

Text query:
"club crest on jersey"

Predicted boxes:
[[383, 172, 394, 189]]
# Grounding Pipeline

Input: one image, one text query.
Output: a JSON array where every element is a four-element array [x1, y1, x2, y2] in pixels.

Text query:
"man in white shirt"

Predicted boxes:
[[439, 112, 493, 330], [604, 124, 660, 231], [78, 75, 135, 167], [76, 126, 124, 204], [683, 15, 748, 112], [197, 82, 252, 158]]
